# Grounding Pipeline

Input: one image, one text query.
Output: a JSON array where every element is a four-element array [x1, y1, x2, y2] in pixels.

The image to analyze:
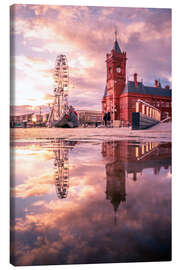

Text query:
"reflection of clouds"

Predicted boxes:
[[70, 184, 96, 200], [11, 140, 171, 265], [12, 173, 54, 198], [15, 150, 52, 161], [32, 200, 46, 207], [12, 144, 53, 160], [11, 144, 54, 190], [12, 165, 171, 265], [12, 172, 171, 265]]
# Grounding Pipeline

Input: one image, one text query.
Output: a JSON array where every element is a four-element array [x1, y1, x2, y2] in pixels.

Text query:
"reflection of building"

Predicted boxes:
[[53, 140, 76, 199], [102, 141, 171, 221], [77, 110, 102, 126], [105, 160, 126, 223], [103, 142, 126, 223]]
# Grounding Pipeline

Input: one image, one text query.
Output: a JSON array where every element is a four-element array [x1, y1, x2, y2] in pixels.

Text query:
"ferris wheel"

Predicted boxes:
[[54, 54, 69, 95], [47, 54, 69, 126]]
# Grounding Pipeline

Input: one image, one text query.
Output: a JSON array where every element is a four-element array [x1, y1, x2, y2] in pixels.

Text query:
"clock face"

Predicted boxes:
[[116, 67, 121, 73]]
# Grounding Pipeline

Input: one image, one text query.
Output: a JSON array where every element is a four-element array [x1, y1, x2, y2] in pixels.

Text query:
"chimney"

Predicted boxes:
[[165, 85, 170, 89], [155, 80, 159, 88], [134, 73, 138, 87]]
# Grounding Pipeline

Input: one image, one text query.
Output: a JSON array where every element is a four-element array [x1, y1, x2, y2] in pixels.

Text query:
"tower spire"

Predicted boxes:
[[113, 29, 121, 53], [115, 29, 118, 41]]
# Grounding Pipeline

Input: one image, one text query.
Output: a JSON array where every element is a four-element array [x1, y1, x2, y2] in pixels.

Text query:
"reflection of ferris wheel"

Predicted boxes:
[[47, 54, 69, 126], [54, 141, 69, 199], [52, 140, 77, 199]]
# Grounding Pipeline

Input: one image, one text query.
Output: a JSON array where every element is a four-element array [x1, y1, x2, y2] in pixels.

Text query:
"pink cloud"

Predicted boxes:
[[10, 5, 171, 112]]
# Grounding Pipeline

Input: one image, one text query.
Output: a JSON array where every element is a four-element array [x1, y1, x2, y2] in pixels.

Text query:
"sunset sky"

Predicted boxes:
[[10, 4, 171, 114]]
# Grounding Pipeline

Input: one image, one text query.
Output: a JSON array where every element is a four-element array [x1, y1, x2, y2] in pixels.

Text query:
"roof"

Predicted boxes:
[[113, 40, 121, 53], [122, 81, 172, 97]]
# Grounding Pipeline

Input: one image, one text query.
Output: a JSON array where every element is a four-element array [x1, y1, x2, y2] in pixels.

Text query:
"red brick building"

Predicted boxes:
[[102, 35, 172, 126]]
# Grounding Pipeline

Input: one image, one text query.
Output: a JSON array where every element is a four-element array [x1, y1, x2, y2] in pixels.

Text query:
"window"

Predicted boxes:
[[142, 105, 145, 114], [146, 107, 149, 116], [136, 102, 139, 112], [116, 67, 121, 73]]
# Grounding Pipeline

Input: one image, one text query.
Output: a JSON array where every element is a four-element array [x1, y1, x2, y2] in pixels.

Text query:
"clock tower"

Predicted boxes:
[[103, 31, 127, 120]]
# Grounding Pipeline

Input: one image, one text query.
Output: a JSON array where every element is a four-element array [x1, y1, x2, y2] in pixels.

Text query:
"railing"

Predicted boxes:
[[135, 142, 159, 160], [160, 116, 171, 123], [135, 99, 161, 121]]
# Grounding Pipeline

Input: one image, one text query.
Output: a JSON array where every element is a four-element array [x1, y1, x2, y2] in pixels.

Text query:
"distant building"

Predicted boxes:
[[10, 110, 102, 127], [102, 33, 172, 126], [77, 110, 102, 126], [10, 112, 49, 127], [10, 113, 34, 128], [42, 113, 49, 123], [32, 113, 43, 124]]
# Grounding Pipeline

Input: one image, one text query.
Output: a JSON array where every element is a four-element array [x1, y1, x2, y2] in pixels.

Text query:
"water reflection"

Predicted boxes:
[[53, 139, 76, 199], [102, 141, 171, 225], [10, 139, 171, 266], [102, 141, 171, 179]]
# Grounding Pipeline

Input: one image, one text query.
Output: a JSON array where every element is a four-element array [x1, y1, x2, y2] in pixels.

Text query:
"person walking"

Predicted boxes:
[[106, 112, 111, 127], [103, 112, 107, 127]]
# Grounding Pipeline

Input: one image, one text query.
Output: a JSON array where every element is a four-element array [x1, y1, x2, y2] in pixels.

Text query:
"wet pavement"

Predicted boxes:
[[10, 122, 171, 142], [10, 127, 171, 266]]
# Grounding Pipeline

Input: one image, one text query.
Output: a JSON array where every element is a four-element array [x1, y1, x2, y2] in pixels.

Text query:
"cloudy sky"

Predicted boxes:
[[10, 4, 171, 114]]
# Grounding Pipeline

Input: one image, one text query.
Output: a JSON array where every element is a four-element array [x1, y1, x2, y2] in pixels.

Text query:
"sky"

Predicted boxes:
[[10, 4, 171, 115]]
